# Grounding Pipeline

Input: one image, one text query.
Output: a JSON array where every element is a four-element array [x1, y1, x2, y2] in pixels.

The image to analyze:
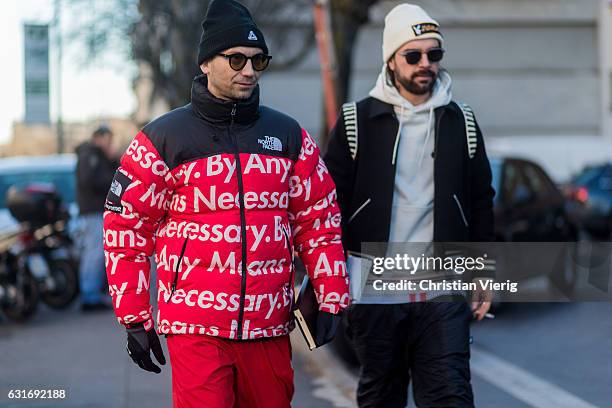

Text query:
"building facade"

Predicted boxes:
[[259, 0, 612, 181]]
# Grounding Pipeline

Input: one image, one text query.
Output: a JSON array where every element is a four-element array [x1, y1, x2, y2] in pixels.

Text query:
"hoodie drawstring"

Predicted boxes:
[[391, 105, 405, 165], [416, 106, 434, 170], [391, 105, 434, 171]]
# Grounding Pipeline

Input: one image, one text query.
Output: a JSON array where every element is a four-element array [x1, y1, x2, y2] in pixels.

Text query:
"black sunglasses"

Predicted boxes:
[[218, 53, 272, 71], [399, 48, 445, 65]]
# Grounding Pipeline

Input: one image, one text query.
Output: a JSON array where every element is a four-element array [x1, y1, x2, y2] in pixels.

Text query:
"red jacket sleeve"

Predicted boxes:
[[103, 131, 174, 329], [288, 129, 350, 314]]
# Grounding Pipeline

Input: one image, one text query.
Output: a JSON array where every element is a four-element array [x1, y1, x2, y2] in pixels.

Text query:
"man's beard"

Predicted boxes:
[[395, 69, 437, 95]]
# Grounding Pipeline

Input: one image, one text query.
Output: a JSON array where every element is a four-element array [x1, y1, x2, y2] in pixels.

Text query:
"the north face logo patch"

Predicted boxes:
[[258, 136, 283, 152], [110, 179, 122, 197], [105, 170, 131, 214], [248, 30, 258, 41]]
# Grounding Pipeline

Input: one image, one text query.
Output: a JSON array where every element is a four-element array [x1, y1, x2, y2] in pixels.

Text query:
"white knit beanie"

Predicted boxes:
[[382, 4, 443, 63]]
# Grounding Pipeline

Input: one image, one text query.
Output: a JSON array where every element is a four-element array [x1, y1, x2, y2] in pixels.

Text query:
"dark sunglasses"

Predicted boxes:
[[218, 53, 272, 71], [399, 48, 444, 65]]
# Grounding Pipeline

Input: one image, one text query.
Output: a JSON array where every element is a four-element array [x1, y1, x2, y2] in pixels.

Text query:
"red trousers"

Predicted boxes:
[[166, 334, 294, 408]]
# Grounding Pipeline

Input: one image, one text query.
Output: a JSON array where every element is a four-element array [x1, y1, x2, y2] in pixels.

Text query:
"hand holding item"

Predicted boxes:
[[315, 311, 342, 345]]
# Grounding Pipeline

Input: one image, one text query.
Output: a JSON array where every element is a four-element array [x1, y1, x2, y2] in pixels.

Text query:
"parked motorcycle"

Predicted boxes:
[[0, 232, 39, 322], [5, 183, 79, 310]]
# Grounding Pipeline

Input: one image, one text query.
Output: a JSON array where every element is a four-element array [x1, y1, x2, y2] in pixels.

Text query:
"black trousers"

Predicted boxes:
[[346, 300, 474, 408]]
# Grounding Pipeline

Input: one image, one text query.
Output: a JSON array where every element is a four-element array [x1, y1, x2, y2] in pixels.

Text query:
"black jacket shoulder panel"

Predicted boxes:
[[445, 100, 465, 119], [138, 103, 303, 171], [142, 104, 195, 146], [356, 97, 394, 119], [141, 104, 203, 170], [253, 106, 303, 161]]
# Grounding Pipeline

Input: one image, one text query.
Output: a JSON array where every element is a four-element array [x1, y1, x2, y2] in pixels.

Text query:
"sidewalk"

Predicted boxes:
[[0, 305, 169, 407], [0, 305, 337, 408]]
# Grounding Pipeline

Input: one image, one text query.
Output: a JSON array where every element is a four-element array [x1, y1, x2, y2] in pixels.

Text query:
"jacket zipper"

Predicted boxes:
[[170, 238, 189, 296], [433, 109, 445, 240], [229, 104, 250, 340], [433, 108, 444, 160], [453, 194, 469, 227], [348, 198, 371, 223], [281, 227, 295, 311]]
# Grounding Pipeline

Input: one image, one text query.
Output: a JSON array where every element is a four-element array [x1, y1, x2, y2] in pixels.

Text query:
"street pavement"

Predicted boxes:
[[0, 304, 336, 408], [469, 301, 612, 408], [344, 302, 612, 408], [317, 300, 612, 408]]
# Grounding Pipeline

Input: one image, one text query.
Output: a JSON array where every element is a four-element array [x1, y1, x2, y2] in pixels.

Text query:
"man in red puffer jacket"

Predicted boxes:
[[103, 1, 349, 407]]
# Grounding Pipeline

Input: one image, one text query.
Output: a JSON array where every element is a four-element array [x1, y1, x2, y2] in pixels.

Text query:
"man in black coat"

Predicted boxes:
[[75, 125, 118, 311], [325, 4, 496, 408]]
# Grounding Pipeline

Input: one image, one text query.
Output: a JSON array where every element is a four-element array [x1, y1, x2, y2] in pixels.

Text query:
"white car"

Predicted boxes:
[[0, 154, 78, 235]]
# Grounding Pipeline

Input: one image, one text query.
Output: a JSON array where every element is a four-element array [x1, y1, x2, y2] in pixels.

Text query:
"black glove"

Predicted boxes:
[[126, 323, 166, 374], [315, 311, 342, 346]]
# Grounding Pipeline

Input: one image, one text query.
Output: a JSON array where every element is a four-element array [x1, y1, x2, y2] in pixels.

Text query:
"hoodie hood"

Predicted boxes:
[[369, 65, 452, 112], [368, 65, 452, 167]]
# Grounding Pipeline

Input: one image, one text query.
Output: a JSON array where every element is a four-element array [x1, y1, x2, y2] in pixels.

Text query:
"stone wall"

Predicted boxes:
[[3, 118, 139, 158]]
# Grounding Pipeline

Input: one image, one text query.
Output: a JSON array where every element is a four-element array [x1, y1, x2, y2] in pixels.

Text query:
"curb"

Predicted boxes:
[[290, 332, 358, 408]]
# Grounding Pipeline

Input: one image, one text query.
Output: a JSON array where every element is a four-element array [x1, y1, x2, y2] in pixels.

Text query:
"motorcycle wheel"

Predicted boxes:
[[41, 259, 79, 309], [2, 270, 39, 322]]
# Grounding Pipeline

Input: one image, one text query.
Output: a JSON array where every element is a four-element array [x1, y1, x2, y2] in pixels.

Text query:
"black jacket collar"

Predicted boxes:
[[367, 96, 459, 119], [367, 98, 395, 118], [190, 74, 260, 125]]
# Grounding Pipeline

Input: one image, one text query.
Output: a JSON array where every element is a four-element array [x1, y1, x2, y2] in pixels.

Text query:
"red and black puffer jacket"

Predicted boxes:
[[103, 75, 349, 340]]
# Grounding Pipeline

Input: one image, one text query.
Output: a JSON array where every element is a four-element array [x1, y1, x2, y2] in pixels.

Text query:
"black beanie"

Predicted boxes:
[[197, 0, 269, 66]]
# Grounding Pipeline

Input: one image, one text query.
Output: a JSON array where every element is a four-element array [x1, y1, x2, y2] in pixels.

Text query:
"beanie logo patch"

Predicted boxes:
[[248, 30, 258, 41], [412, 23, 439, 37]]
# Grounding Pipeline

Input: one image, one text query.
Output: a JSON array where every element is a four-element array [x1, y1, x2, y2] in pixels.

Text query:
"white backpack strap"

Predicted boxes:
[[457, 102, 477, 159], [342, 102, 358, 160]]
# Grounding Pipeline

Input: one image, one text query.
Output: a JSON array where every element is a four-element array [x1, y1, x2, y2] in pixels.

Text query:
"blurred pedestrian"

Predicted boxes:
[[325, 4, 496, 407], [103, 1, 348, 407], [76, 125, 117, 312]]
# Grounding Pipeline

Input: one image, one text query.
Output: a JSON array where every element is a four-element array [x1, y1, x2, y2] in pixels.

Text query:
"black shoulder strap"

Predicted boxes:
[[341, 102, 358, 160], [457, 101, 478, 159]]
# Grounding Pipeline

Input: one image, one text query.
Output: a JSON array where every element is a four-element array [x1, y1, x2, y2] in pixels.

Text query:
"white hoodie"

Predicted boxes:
[[369, 66, 452, 244]]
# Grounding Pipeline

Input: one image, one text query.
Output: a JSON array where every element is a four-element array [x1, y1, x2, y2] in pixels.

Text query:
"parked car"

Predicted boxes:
[[564, 163, 612, 238], [492, 156, 582, 298], [0, 155, 78, 235], [491, 157, 579, 243]]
